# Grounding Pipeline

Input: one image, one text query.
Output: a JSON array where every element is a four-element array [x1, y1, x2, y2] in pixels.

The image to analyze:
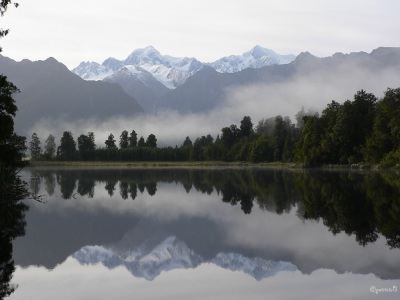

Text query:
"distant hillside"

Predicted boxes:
[[156, 47, 400, 114], [0, 55, 144, 135]]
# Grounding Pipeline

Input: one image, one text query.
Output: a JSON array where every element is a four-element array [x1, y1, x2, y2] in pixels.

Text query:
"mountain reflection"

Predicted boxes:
[[72, 235, 297, 281], [29, 167, 400, 248]]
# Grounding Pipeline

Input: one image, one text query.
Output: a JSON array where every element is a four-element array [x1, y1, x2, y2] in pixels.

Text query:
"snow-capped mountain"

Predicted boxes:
[[211, 252, 297, 281], [208, 45, 296, 73], [72, 236, 297, 281], [71, 45, 295, 89], [72, 46, 205, 89]]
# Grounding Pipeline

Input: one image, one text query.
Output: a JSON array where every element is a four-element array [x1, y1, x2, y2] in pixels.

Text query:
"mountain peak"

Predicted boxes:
[[293, 51, 319, 64], [248, 45, 274, 59], [124, 46, 162, 65], [209, 45, 296, 73]]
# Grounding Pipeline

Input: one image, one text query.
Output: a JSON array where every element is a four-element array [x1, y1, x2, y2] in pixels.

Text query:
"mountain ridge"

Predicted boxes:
[[72, 236, 297, 281], [0, 55, 144, 135], [71, 45, 296, 90]]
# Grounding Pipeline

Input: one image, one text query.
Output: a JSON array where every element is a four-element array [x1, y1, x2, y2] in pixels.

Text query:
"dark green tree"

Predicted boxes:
[[77, 132, 95, 152], [105, 133, 117, 149], [44, 134, 56, 160], [138, 136, 145, 147], [77, 132, 96, 160], [332, 90, 376, 163], [272, 116, 289, 161], [364, 88, 400, 164], [1, 3, 28, 298], [29, 133, 41, 160], [119, 130, 129, 149], [250, 135, 273, 162], [294, 115, 323, 166], [221, 127, 235, 149], [146, 134, 157, 148], [0, 76, 17, 143], [240, 116, 253, 137], [58, 131, 76, 160], [192, 135, 214, 161], [129, 130, 137, 147], [182, 136, 192, 147], [0, 76, 26, 168]]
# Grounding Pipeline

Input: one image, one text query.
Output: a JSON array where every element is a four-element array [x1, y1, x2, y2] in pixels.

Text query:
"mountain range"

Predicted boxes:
[[73, 45, 295, 88], [72, 45, 295, 112], [2, 46, 400, 136], [72, 236, 297, 281], [72, 46, 400, 116]]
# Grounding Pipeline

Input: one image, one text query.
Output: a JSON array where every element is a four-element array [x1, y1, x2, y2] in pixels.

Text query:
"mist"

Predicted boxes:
[[28, 63, 400, 148]]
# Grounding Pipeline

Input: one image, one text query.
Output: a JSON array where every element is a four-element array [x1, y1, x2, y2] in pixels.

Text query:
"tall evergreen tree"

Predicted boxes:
[[138, 136, 145, 147], [44, 134, 56, 160], [29, 133, 41, 160], [77, 132, 96, 153], [105, 133, 117, 149], [0, 76, 26, 168], [119, 130, 129, 149], [240, 116, 253, 137], [129, 130, 138, 147], [58, 131, 76, 160], [146, 134, 157, 148]]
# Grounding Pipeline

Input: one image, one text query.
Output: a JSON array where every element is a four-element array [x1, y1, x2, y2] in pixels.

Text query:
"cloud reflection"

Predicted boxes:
[[11, 259, 400, 300]]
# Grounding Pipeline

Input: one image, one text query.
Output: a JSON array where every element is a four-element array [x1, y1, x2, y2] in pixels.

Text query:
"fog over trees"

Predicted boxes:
[[28, 88, 400, 166]]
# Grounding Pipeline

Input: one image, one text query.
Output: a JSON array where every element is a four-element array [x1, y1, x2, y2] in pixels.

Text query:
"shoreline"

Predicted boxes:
[[26, 160, 400, 171]]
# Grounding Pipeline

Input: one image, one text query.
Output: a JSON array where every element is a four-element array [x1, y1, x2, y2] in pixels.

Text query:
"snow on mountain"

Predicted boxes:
[[72, 236, 297, 281], [71, 45, 295, 89], [72, 61, 114, 81], [72, 46, 205, 89], [211, 252, 297, 281], [73, 236, 203, 280], [208, 45, 296, 73]]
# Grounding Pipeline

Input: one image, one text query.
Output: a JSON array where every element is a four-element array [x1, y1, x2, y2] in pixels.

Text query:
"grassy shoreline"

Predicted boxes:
[[27, 160, 399, 170], [27, 160, 299, 169]]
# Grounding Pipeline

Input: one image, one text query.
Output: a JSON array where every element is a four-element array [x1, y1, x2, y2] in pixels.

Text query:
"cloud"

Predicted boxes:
[[223, 64, 400, 124], [29, 59, 400, 148], [12, 258, 400, 300]]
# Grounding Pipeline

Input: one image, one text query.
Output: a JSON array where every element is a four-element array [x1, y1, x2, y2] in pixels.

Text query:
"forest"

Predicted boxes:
[[29, 88, 400, 167]]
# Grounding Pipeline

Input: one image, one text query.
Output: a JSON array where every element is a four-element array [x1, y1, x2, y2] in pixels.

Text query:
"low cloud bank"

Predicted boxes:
[[29, 65, 400, 147]]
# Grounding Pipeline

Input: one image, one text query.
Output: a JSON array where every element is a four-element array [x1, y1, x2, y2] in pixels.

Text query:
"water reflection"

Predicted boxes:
[[29, 167, 400, 249], [0, 171, 28, 298], [10, 166, 400, 299], [299, 171, 400, 249]]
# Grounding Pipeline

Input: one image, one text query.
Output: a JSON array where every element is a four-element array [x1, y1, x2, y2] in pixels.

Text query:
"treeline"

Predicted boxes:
[[29, 88, 400, 166]]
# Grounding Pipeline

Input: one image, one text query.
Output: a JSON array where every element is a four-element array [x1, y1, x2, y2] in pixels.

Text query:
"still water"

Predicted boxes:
[[7, 167, 400, 299]]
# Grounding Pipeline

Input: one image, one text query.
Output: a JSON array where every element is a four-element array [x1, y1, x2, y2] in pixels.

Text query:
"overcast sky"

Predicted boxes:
[[2, 0, 400, 69]]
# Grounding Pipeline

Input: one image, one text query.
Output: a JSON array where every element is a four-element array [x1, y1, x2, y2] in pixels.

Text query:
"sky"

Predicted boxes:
[[2, 0, 400, 69]]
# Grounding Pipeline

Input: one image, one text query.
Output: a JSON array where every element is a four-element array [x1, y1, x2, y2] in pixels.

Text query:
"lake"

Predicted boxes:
[[6, 166, 400, 299]]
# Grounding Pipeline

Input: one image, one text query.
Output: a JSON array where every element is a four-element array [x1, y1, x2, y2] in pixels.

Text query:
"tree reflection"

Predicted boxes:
[[105, 180, 117, 197], [129, 183, 137, 200], [145, 182, 157, 196], [297, 171, 379, 246], [43, 171, 56, 196], [77, 176, 95, 198], [119, 181, 128, 200], [0, 167, 29, 298], [27, 167, 400, 248], [57, 172, 77, 199]]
